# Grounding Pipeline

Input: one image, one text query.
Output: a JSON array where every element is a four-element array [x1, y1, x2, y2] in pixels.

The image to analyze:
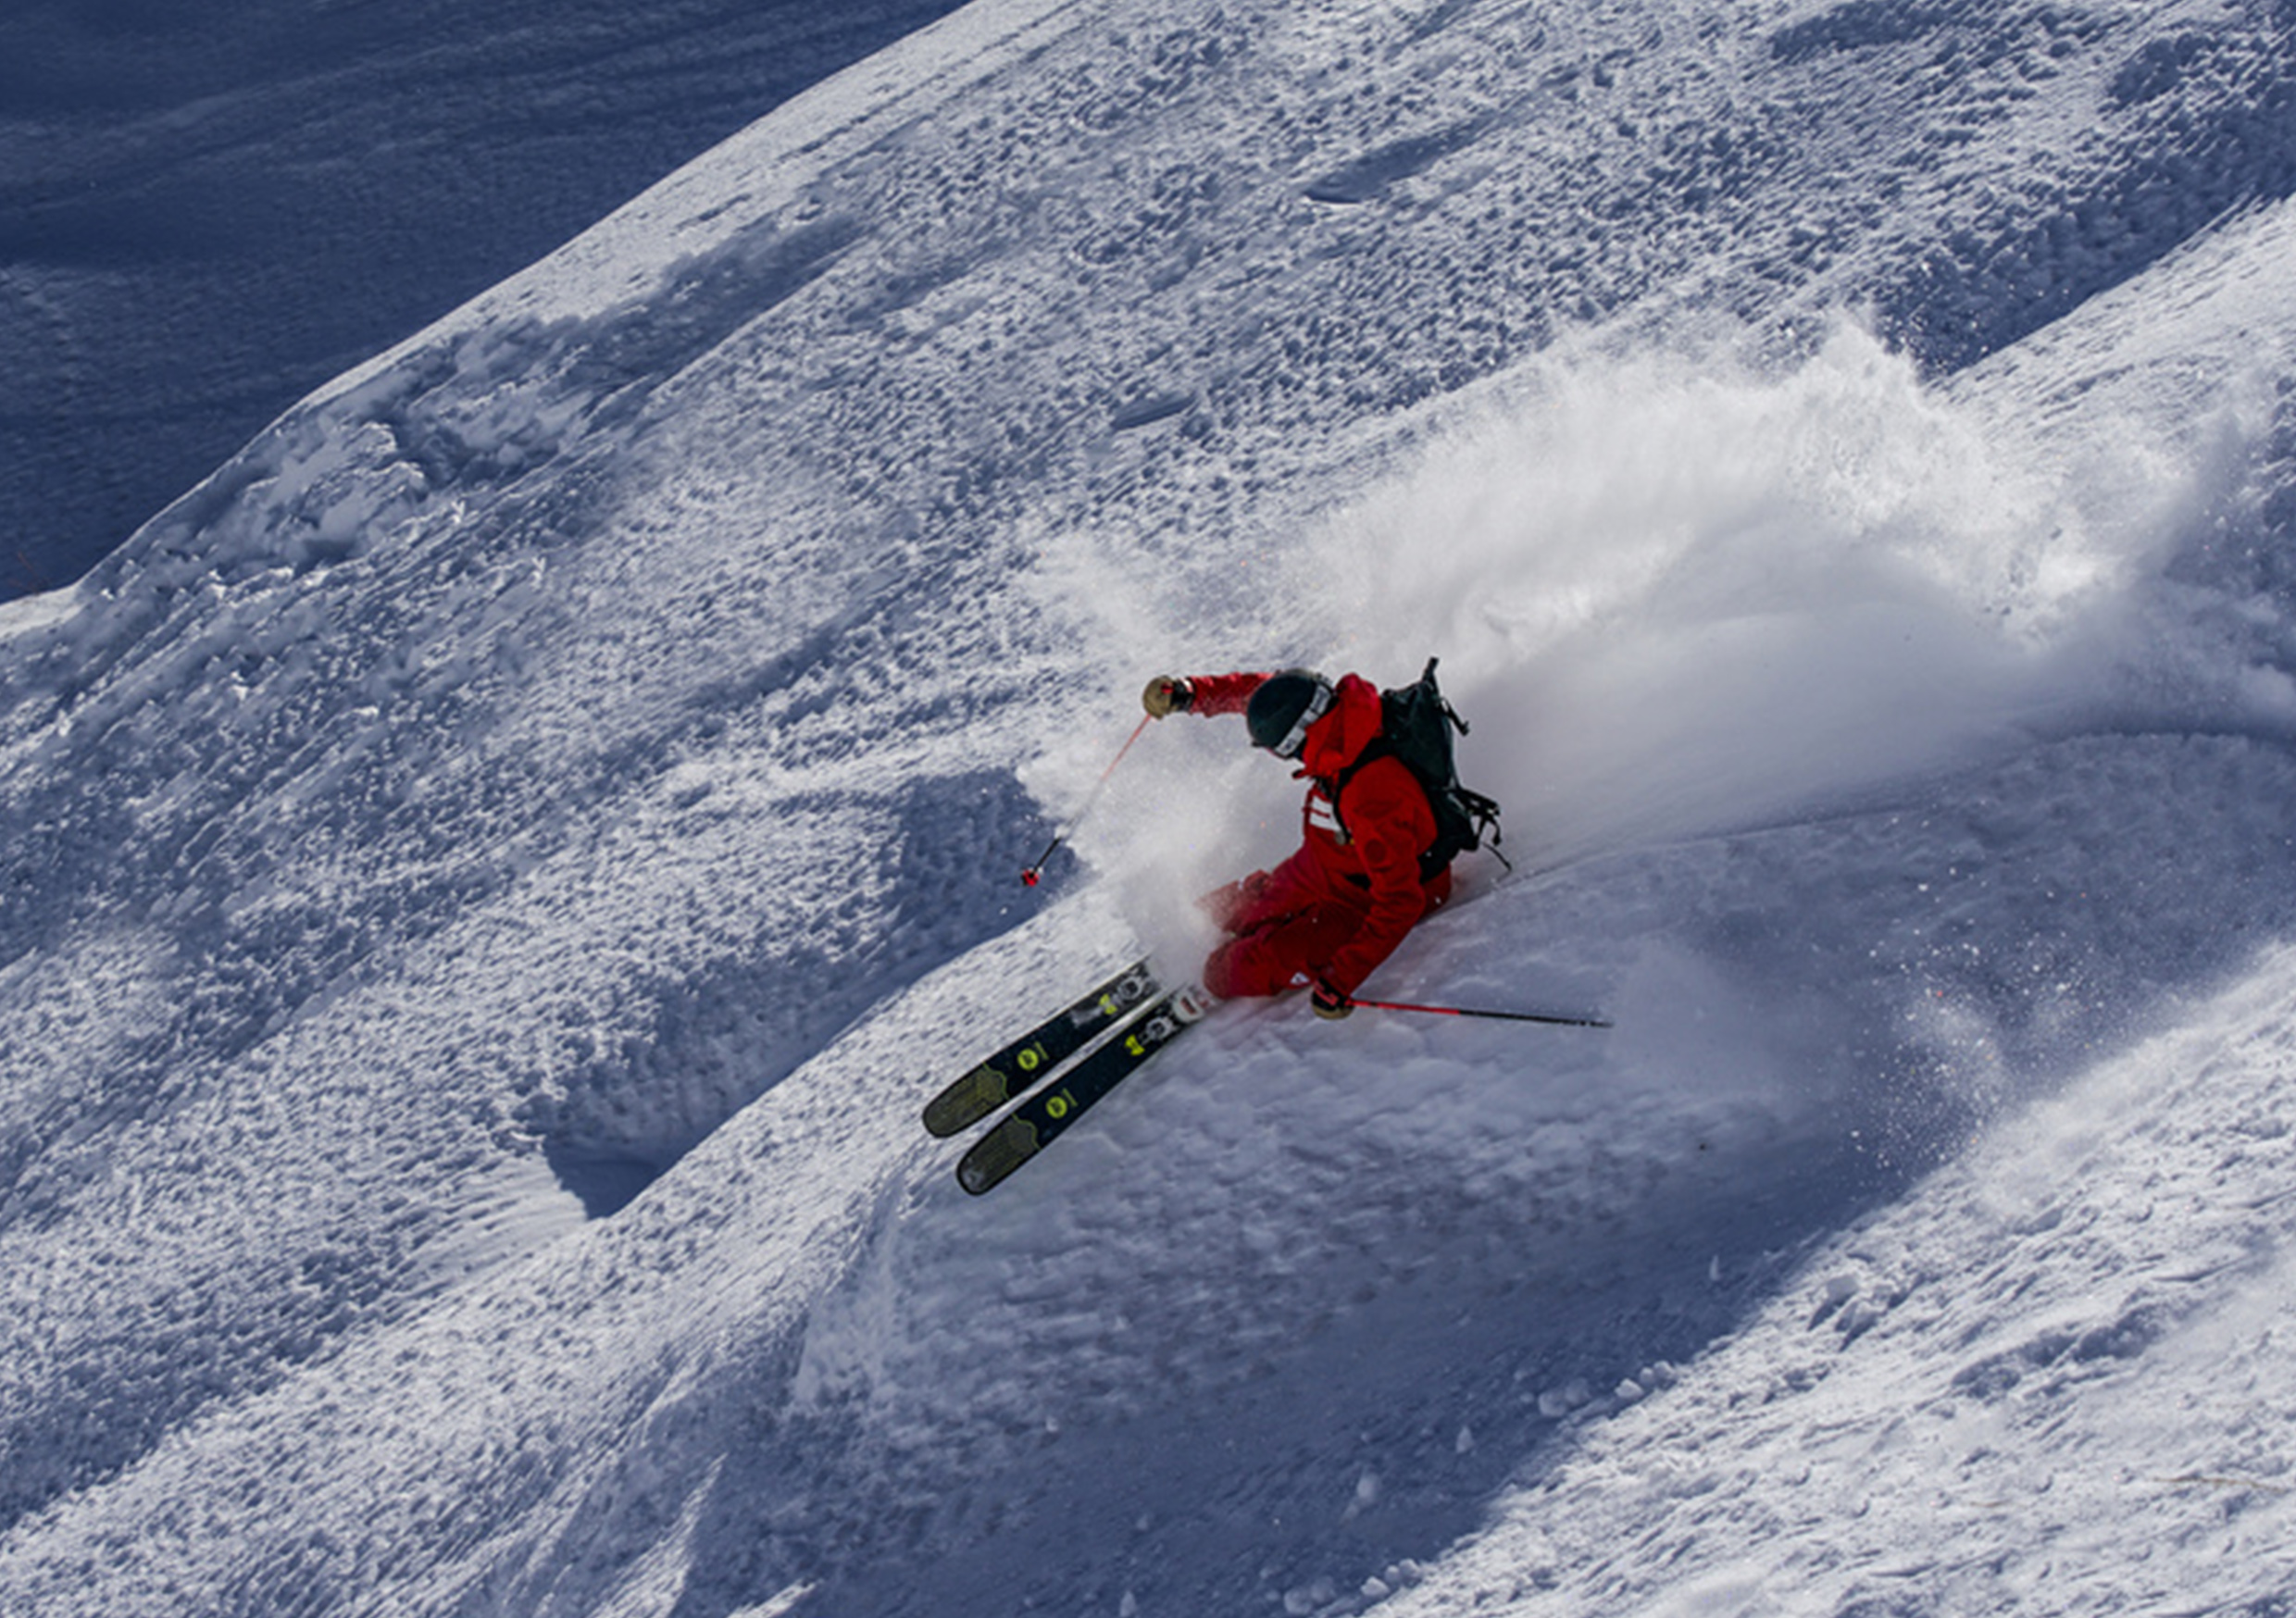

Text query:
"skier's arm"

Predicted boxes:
[[1142, 672, 1270, 718]]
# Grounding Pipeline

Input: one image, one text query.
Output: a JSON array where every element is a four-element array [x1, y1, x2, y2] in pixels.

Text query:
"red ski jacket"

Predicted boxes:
[[1183, 671, 1451, 996]]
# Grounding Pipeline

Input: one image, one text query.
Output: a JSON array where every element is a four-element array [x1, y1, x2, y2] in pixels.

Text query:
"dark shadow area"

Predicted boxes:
[[1304, 120, 1488, 205], [542, 1142, 662, 1219]]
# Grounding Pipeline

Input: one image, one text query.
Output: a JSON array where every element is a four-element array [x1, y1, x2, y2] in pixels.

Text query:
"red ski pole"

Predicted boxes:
[[1021, 715, 1153, 887], [1346, 996, 1611, 1029]]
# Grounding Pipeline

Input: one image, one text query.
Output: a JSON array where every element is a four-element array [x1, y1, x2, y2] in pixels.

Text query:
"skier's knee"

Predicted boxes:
[[1202, 940, 1259, 999], [1202, 936, 1287, 1000]]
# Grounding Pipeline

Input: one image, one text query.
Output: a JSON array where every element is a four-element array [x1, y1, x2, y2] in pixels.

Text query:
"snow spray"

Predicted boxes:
[[1022, 715, 1153, 886]]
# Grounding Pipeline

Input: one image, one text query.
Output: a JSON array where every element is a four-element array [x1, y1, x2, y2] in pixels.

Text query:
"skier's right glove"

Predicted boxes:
[[1142, 676, 1194, 718]]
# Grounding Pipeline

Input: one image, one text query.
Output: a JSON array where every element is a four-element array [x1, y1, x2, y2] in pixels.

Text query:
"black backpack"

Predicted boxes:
[[1329, 657, 1506, 881]]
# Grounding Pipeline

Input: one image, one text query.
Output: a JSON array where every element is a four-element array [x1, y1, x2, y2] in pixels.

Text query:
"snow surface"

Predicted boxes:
[[6, 0, 2296, 1613]]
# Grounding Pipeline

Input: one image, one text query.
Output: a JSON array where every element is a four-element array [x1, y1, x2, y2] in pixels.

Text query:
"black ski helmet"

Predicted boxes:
[[1245, 669, 1334, 759]]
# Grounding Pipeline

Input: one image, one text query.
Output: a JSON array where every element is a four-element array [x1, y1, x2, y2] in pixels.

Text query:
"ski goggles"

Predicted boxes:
[[1269, 679, 1333, 760]]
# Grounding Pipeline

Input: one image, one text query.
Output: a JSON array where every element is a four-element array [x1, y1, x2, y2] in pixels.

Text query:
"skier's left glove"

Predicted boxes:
[[1142, 676, 1194, 718], [1310, 978, 1354, 1020]]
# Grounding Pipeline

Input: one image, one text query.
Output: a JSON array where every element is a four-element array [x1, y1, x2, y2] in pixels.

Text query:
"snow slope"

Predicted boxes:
[[5, 0, 2296, 1613]]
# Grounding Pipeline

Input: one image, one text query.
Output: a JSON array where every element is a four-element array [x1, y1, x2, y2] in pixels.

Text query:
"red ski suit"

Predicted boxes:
[[1183, 671, 1452, 1000]]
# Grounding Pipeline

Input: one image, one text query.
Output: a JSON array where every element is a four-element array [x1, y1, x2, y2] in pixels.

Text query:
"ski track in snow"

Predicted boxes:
[[4, 0, 2296, 1613]]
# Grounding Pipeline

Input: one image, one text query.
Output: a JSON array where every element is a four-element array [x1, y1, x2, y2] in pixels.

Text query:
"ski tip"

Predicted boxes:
[[922, 1064, 1011, 1138], [956, 1115, 1041, 1196]]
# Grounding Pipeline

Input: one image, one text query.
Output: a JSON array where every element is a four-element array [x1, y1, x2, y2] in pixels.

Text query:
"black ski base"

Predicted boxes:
[[921, 956, 1160, 1138], [956, 985, 1211, 1196]]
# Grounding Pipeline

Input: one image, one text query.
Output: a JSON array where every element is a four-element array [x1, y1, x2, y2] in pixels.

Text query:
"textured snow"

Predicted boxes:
[[6, 0, 2296, 1614]]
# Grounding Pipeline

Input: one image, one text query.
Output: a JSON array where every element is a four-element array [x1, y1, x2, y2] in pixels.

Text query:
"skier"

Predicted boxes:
[[1141, 668, 1454, 1019]]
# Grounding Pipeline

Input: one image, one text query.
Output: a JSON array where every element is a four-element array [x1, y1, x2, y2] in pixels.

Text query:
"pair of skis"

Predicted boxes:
[[923, 957, 1610, 1195], [923, 957, 1208, 1195]]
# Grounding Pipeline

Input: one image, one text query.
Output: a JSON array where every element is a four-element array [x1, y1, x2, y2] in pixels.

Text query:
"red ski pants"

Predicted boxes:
[[1202, 901, 1369, 1000]]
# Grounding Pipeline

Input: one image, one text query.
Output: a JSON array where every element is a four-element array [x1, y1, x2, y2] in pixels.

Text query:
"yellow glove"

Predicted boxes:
[[1142, 676, 1193, 718]]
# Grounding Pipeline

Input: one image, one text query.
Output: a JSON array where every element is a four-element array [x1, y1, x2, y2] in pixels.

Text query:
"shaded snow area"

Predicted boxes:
[[6, 0, 2296, 1614], [0, 0, 974, 598]]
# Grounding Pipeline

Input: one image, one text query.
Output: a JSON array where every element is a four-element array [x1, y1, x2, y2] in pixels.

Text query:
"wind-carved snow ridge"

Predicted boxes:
[[132, 210, 859, 589]]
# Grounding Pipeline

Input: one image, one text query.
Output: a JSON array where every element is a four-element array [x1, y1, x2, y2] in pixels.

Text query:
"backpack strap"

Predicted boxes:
[[1325, 735, 1394, 808]]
